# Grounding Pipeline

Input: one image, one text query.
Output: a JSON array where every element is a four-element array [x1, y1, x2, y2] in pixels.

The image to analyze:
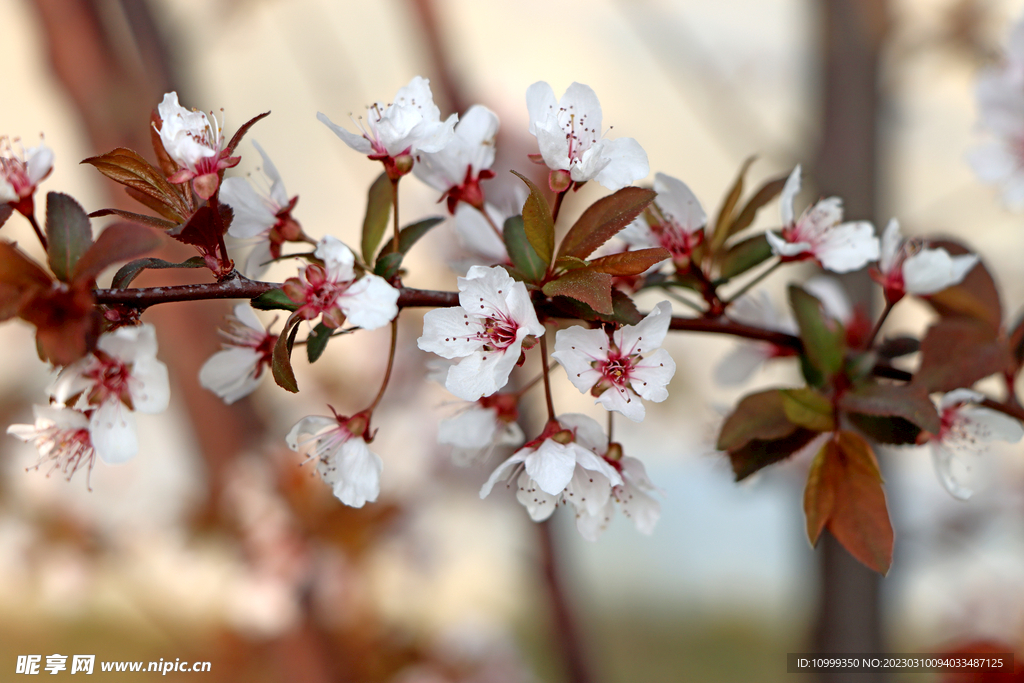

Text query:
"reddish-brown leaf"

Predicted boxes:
[[90, 208, 177, 231], [839, 382, 941, 434], [19, 282, 98, 365], [803, 431, 893, 575], [726, 174, 788, 238], [541, 268, 614, 315], [587, 247, 670, 276], [82, 148, 191, 221], [225, 111, 271, 155], [708, 156, 755, 253], [150, 109, 180, 177], [927, 240, 1001, 331], [727, 428, 819, 481], [557, 186, 657, 260], [71, 223, 164, 284], [717, 389, 798, 452], [914, 317, 1013, 393], [45, 192, 93, 283], [511, 171, 554, 266], [0, 240, 52, 321]]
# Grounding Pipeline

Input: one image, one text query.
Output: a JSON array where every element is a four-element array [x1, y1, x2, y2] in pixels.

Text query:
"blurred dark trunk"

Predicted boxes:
[[812, 2, 890, 681]]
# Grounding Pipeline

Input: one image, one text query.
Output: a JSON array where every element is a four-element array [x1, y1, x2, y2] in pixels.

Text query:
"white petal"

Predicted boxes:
[[968, 142, 1017, 183], [780, 165, 801, 226], [524, 440, 577, 495], [129, 357, 170, 414], [515, 472, 558, 521], [317, 111, 373, 155], [815, 221, 880, 273], [765, 230, 810, 257], [575, 499, 615, 541], [552, 325, 607, 393], [233, 303, 264, 332], [480, 449, 528, 498], [878, 218, 902, 274], [418, 307, 485, 358], [222, 178, 277, 239], [618, 481, 661, 534], [591, 137, 650, 191], [437, 405, 499, 449], [445, 343, 521, 401], [315, 236, 356, 283], [596, 385, 646, 422], [534, 118, 571, 172], [199, 347, 262, 404], [565, 465, 613, 515], [902, 249, 979, 295], [98, 323, 158, 363], [940, 388, 987, 409], [243, 240, 275, 280], [804, 276, 852, 323], [338, 274, 398, 330], [285, 416, 337, 450], [89, 400, 138, 464], [459, 265, 518, 318], [958, 406, 1024, 444], [573, 445, 623, 487], [714, 343, 772, 386], [332, 438, 382, 508], [503, 281, 545, 337], [653, 173, 706, 233], [615, 300, 672, 354], [629, 348, 675, 402], [251, 140, 288, 207], [453, 204, 508, 262], [525, 81, 557, 135], [26, 145, 54, 185], [931, 445, 973, 501], [557, 413, 607, 454]]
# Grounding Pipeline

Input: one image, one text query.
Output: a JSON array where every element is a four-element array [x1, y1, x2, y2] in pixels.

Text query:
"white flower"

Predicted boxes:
[[417, 265, 544, 401], [286, 411, 382, 508], [872, 218, 978, 302], [619, 172, 706, 262], [765, 165, 879, 273], [155, 92, 239, 199], [7, 406, 96, 482], [576, 454, 661, 541], [221, 141, 302, 279], [479, 414, 623, 524], [451, 203, 510, 268], [317, 76, 457, 176], [437, 398, 524, 466], [927, 389, 1024, 500], [49, 323, 170, 464], [715, 277, 851, 386], [551, 301, 676, 422], [283, 236, 399, 330], [0, 136, 53, 207], [199, 304, 276, 404], [526, 81, 649, 191], [413, 104, 498, 212], [969, 15, 1024, 208]]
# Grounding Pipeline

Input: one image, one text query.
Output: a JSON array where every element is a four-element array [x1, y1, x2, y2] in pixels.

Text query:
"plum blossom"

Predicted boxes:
[[287, 410, 382, 508], [0, 136, 53, 214], [7, 405, 96, 482], [871, 218, 978, 304], [417, 266, 544, 401], [480, 414, 623, 528], [283, 236, 398, 330], [551, 301, 676, 422], [619, 172, 706, 264], [765, 165, 879, 273], [926, 389, 1024, 500], [576, 447, 661, 541], [413, 104, 498, 213], [155, 92, 239, 199], [199, 304, 277, 404], [526, 81, 649, 191], [969, 15, 1024, 208], [49, 324, 170, 464], [318, 76, 457, 179], [221, 141, 304, 278], [437, 393, 524, 466], [715, 277, 856, 386]]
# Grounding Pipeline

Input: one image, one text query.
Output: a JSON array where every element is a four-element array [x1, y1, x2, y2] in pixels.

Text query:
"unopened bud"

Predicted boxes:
[[548, 169, 572, 193], [605, 442, 623, 461], [281, 279, 306, 304], [521, 335, 538, 351], [392, 155, 414, 178], [345, 414, 368, 439], [550, 429, 574, 445]]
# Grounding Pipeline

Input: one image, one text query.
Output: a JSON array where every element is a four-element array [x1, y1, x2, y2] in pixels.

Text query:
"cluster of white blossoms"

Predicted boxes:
[[8, 324, 170, 479]]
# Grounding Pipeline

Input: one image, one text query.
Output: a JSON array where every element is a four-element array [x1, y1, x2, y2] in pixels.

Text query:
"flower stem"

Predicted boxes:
[[537, 519, 593, 683], [391, 178, 401, 255], [26, 212, 47, 250], [607, 410, 613, 446], [723, 258, 782, 307], [551, 189, 568, 224], [478, 204, 504, 241], [368, 318, 400, 412], [863, 300, 895, 350], [538, 332, 556, 422]]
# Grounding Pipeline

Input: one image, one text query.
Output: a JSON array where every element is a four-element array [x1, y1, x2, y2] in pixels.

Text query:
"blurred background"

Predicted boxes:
[[1, 0, 1024, 680]]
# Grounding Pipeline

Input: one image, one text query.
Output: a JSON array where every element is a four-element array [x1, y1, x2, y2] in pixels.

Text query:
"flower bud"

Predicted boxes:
[[605, 442, 623, 461], [550, 429, 574, 445], [548, 169, 572, 193], [391, 154, 414, 178]]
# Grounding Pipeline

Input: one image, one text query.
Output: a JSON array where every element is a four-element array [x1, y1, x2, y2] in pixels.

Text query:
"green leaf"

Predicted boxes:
[[306, 323, 332, 363], [111, 256, 206, 290], [839, 383, 941, 434], [557, 186, 657, 260], [503, 215, 546, 283], [272, 314, 301, 393], [789, 284, 845, 384], [587, 247, 671, 276], [362, 172, 393, 263], [71, 223, 164, 284], [45, 192, 93, 283], [717, 233, 772, 281], [709, 156, 754, 253], [379, 216, 444, 257], [728, 174, 788, 237], [511, 171, 554, 266], [717, 389, 797, 452], [374, 252, 404, 280], [542, 268, 613, 315], [251, 288, 299, 312], [780, 388, 835, 432]]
